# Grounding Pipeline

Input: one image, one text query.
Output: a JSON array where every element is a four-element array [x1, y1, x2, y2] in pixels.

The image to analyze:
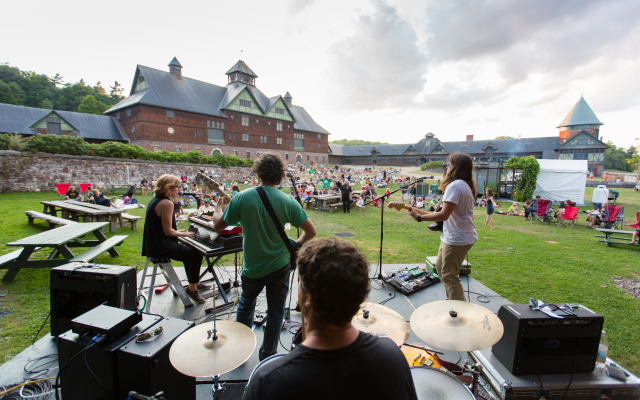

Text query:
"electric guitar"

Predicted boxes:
[[197, 170, 223, 193], [387, 201, 431, 216]]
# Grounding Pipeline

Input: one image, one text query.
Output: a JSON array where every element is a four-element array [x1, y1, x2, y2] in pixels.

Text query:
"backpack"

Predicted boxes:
[[131, 198, 139, 204]]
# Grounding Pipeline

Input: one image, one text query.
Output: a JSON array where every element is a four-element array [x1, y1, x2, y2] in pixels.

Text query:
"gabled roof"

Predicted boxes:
[[557, 131, 609, 149], [557, 96, 603, 128], [168, 57, 182, 68], [445, 137, 560, 154], [481, 141, 498, 151], [290, 105, 330, 135], [0, 103, 128, 141], [415, 133, 449, 154], [225, 60, 258, 77], [328, 143, 344, 156], [106, 65, 228, 117]]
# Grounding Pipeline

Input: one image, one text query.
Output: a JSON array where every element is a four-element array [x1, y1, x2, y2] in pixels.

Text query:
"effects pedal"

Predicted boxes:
[[254, 312, 266, 326]]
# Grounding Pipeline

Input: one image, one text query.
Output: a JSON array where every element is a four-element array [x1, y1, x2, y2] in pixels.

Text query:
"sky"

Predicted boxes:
[[4, 0, 640, 149]]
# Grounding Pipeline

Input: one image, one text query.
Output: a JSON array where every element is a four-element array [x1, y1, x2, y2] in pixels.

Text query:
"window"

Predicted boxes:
[[242, 114, 249, 126], [195, 147, 201, 151], [240, 99, 252, 108], [307, 142, 310, 147], [260, 136, 267, 144], [221, 122, 224, 130], [131, 125, 135, 133], [217, 122, 220, 129], [315, 156, 318, 161], [247, 151, 251, 159], [285, 153, 289, 160], [318, 134, 321, 139], [294, 133, 304, 139], [277, 138, 282, 145], [176, 147, 181, 153], [323, 156, 325, 162], [126, 109, 131, 117], [485, 147, 494, 155], [275, 107, 285, 115], [277, 120, 283, 131], [212, 149, 222, 155], [195, 131, 197, 137], [229, 134, 235, 140], [234, 150, 238, 156], [242, 134, 249, 142], [207, 121, 211, 127], [116, 112, 120, 120], [166, 110, 175, 118], [318, 143, 321, 148], [208, 128, 225, 144], [46, 117, 61, 135], [153, 145, 159, 152], [199, 131, 202, 137], [307, 155, 310, 161]]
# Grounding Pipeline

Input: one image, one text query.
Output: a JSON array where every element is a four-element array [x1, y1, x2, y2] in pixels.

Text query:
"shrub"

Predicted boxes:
[[420, 161, 445, 171], [0, 133, 11, 150], [24, 134, 89, 155], [8, 133, 25, 151], [504, 156, 540, 201]]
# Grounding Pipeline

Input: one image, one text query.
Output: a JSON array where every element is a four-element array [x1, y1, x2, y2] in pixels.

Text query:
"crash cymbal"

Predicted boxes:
[[352, 302, 410, 346], [410, 300, 503, 352], [169, 320, 256, 377]]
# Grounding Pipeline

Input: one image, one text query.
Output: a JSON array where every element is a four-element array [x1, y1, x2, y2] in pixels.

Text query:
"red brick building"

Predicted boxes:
[[104, 58, 330, 164]]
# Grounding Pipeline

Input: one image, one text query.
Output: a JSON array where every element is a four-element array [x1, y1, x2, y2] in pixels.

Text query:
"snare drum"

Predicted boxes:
[[247, 353, 287, 385], [411, 366, 475, 400]]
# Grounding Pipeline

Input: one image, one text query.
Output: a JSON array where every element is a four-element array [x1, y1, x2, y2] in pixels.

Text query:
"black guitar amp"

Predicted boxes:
[[50, 263, 137, 336], [491, 304, 604, 375]]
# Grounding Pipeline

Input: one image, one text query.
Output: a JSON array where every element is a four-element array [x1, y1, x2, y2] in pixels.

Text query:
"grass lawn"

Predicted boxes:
[[409, 170, 444, 177], [1, 185, 640, 373]]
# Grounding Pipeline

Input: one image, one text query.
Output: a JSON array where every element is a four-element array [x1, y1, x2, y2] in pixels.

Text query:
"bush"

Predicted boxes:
[[420, 161, 445, 171], [0, 133, 255, 168], [505, 156, 540, 201]]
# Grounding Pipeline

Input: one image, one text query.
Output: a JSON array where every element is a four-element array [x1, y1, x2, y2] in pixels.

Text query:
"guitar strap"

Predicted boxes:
[[255, 186, 297, 269]]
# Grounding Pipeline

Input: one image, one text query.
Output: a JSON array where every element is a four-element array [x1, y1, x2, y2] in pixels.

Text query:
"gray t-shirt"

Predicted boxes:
[[441, 180, 478, 246]]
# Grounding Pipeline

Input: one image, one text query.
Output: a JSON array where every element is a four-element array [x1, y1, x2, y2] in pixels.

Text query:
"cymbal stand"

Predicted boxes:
[[463, 360, 483, 396], [207, 286, 226, 400]]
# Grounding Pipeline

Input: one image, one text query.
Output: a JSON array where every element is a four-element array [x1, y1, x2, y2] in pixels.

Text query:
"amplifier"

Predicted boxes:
[[472, 346, 640, 400], [51, 263, 137, 336], [214, 233, 243, 247], [492, 304, 604, 375], [57, 314, 162, 400], [117, 317, 196, 400]]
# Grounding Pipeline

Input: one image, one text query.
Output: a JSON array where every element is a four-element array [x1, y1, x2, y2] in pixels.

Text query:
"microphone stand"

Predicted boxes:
[[362, 177, 426, 281], [287, 173, 302, 313]]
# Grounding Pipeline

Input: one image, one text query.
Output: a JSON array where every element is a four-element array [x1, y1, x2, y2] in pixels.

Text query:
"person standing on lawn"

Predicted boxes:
[[485, 188, 496, 230], [405, 153, 478, 301], [341, 180, 353, 213]]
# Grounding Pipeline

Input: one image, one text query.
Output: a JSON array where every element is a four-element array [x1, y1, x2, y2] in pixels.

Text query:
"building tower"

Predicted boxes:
[[226, 60, 258, 86], [168, 57, 183, 81], [557, 96, 603, 144]]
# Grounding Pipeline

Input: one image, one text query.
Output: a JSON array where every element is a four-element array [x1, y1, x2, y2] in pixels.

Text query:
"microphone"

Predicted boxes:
[[286, 172, 293, 178]]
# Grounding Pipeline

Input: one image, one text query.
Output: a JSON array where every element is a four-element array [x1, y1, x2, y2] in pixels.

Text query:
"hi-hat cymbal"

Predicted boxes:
[[410, 300, 504, 352], [169, 320, 256, 377], [352, 302, 410, 346]]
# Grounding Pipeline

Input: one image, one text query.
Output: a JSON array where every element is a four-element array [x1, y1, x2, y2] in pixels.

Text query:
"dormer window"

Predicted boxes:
[[485, 146, 494, 155]]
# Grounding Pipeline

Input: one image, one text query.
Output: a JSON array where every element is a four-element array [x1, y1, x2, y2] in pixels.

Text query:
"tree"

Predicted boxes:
[[495, 136, 514, 140], [0, 80, 23, 105], [39, 99, 54, 109], [51, 73, 64, 87], [77, 95, 109, 115], [604, 142, 632, 172], [109, 81, 124, 102], [329, 139, 389, 146], [94, 81, 106, 95]]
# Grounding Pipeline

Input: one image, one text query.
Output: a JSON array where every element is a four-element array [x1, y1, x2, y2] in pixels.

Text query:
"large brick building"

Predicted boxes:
[[104, 58, 330, 164], [329, 96, 609, 176]]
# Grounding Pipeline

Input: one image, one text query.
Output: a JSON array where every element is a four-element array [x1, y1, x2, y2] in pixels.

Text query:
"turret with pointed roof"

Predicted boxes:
[[168, 57, 183, 81], [557, 96, 603, 144], [226, 60, 258, 86]]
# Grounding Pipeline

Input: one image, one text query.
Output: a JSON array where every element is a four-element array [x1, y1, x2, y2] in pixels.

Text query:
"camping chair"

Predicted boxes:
[[530, 199, 552, 224], [56, 184, 70, 200], [625, 212, 640, 231], [595, 205, 623, 230], [557, 206, 579, 228]]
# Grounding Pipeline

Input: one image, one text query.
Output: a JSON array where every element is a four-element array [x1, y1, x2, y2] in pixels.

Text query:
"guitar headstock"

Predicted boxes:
[[197, 170, 221, 192], [387, 201, 408, 211]]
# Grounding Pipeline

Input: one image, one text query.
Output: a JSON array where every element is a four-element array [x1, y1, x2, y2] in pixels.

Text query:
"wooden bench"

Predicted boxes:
[[121, 213, 142, 230], [595, 228, 639, 247], [0, 249, 25, 269], [328, 203, 344, 213], [69, 235, 127, 262], [25, 211, 78, 230]]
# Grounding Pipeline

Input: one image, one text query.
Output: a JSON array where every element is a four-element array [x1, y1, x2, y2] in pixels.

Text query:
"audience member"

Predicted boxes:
[[429, 195, 439, 211], [173, 197, 183, 219], [524, 196, 540, 220], [90, 189, 120, 208], [65, 186, 83, 202], [140, 178, 151, 196]]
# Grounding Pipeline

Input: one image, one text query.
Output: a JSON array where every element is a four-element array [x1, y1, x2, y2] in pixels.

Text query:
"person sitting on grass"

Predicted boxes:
[[199, 198, 214, 213], [587, 203, 608, 229], [84, 186, 94, 202], [140, 178, 151, 196], [415, 197, 425, 209], [65, 186, 84, 202], [478, 196, 487, 207], [508, 202, 520, 215], [90, 189, 121, 208], [429, 195, 439, 211]]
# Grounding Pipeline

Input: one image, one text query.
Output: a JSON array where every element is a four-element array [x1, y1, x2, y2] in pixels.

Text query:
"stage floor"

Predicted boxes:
[[0, 263, 511, 399]]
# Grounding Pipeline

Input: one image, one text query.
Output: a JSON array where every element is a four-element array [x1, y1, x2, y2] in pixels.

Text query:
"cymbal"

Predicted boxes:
[[169, 320, 256, 377], [352, 302, 410, 346], [410, 300, 504, 351]]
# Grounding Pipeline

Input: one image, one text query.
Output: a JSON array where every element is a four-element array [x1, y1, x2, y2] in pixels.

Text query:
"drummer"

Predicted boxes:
[[243, 238, 418, 400]]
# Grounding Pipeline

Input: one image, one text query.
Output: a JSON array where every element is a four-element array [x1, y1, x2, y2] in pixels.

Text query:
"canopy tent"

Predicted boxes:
[[532, 160, 588, 204]]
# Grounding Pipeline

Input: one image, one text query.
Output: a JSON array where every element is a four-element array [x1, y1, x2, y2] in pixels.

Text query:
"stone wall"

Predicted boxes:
[[0, 150, 252, 193]]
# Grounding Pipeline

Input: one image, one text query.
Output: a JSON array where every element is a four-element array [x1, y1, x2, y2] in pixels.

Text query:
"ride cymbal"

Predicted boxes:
[[410, 300, 503, 351], [169, 320, 256, 377], [352, 302, 410, 346]]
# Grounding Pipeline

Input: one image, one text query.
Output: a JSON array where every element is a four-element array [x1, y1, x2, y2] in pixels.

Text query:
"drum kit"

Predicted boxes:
[[168, 299, 504, 399]]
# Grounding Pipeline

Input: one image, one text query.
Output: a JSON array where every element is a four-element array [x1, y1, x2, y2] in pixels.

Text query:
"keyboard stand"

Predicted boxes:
[[198, 243, 243, 310]]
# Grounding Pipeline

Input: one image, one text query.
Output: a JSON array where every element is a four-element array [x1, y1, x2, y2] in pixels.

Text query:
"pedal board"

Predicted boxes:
[[383, 266, 440, 295]]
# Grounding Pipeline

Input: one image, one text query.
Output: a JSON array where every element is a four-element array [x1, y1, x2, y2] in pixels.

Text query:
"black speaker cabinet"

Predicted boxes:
[[57, 314, 162, 400], [492, 304, 604, 375], [51, 263, 137, 336], [117, 317, 196, 400]]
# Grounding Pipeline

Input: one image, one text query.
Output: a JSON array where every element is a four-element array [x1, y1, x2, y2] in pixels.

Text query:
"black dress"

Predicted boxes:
[[142, 196, 203, 284], [341, 185, 352, 213]]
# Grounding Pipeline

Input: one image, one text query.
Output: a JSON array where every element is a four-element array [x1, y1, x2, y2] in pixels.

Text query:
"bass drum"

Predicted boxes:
[[411, 365, 475, 400], [247, 353, 287, 385]]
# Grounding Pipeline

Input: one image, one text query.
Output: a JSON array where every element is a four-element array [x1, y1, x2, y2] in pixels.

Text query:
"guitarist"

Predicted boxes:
[[212, 153, 316, 361], [406, 153, 478, 301]]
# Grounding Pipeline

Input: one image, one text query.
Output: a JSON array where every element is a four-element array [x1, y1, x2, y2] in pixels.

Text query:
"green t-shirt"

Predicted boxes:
[[222, 186, 308, 278], [322, 178, 332, 190]]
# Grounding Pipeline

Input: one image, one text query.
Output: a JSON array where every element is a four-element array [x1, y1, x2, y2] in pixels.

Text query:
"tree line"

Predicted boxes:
[[329, 139, 390, 146], [0, 63, 125, 115]]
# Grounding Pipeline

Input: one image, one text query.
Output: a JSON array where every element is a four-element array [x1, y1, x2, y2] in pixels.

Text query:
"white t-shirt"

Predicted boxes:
[[440, 180, 478, 246]]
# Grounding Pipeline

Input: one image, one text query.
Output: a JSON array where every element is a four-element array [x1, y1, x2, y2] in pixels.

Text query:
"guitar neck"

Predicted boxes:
[[389, 204, 431, 216]]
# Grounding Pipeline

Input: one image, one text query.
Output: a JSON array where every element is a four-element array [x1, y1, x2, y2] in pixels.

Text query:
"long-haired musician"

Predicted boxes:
[[406, 153, 478, 301], [141, 174, 210, 303]]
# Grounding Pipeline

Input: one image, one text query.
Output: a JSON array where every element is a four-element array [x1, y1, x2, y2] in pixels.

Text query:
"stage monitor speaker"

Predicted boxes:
[[117, 317, 196, 400], [51, 263, 137, 336], [491, 304, 604, 375]]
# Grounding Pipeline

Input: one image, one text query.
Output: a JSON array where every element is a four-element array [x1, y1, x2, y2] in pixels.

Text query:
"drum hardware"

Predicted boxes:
[[351, 302, 410, 346], [410, 300, 504, 352], [410, 365, 476, 399], [128, 391, 165, 400]]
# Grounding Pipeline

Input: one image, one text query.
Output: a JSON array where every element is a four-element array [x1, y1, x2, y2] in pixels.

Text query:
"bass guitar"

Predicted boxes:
[[386, 201, 443, 231]]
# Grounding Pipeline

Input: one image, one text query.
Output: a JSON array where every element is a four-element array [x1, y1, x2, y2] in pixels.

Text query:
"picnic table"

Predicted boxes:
[[41, 200, 125, 232], [109, 182, 135, 194], [595, 228, 639, 247], [0, 222, 127, 282], [314, 195, 341, 212]]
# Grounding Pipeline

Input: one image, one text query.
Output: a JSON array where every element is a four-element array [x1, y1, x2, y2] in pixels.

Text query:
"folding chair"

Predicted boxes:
[[530, 199, 552, 224], [595, 205, 623, 230], [79, 183, 92, 194], [56, 184, 70, 200], [557, 206, 579, 228], [625, 212, 640, 231]]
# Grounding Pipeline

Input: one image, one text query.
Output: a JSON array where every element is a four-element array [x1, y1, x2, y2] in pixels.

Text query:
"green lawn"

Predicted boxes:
[[1, 186, 640, 373]]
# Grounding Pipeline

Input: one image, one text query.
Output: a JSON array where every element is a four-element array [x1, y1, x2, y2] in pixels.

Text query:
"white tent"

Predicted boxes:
[[532, 160, 588, 204]]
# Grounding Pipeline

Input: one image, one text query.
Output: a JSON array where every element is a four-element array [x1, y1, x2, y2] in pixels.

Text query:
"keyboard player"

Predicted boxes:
[[142, 174, 211, 303]]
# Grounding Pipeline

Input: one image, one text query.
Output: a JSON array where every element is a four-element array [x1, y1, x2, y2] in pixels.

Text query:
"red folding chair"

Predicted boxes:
[[557, 206, 579, 228], [531, 199, 552, 224], [56, 184, 70, 200], [595, 205, 623, 230], [624, 212, 640, 231], [79, 183, 92, 193]]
